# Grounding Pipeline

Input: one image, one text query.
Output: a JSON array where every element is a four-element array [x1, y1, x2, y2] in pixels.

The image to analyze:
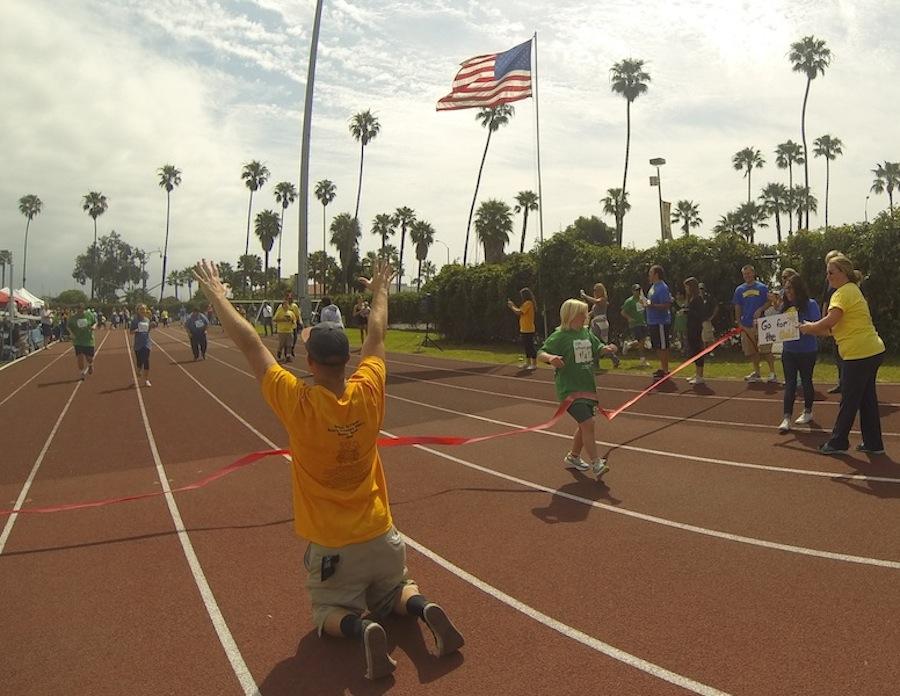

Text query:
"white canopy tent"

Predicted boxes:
[[16, 287, 45, 308]]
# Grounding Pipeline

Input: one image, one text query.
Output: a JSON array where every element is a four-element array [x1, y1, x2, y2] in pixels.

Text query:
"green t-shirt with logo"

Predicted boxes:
[[68, 310, 96, 347], [621, 296, 646, 327], [539, 327, 602, 402]]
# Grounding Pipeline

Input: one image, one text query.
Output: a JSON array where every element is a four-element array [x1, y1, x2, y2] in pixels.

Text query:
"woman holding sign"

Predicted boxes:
[[799, 254, 886, 455], [130, 304, 155, 387], [777, 276, 820, 432]]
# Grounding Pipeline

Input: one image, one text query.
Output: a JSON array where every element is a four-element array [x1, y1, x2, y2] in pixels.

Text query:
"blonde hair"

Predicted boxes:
[[559, 299, 589, 329], [824, 249, 842, 263], [827, 254, 863, 283], [136, 304, 148, 314], [683, 276, 699, 302], [781, 267, 798, 279], [592, 282, 607, 300]]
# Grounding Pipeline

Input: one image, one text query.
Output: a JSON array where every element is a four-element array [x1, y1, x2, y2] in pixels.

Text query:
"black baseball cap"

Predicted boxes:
[[302, 322, 350, 365]]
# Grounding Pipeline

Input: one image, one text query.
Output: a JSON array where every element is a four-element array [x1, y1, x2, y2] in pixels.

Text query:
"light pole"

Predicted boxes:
[[649, 157, 666, 241], [433, 239, 450, 267], [865, 195, 870, 224]]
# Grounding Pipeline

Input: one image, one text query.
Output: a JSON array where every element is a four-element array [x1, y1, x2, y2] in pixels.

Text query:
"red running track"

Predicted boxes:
[[1, 327, 898, 695]]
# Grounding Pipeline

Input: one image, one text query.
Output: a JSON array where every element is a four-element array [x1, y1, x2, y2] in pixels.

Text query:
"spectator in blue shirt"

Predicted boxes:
[[732, 264, 777, 383], [645, 264, 673, 382], [184, 307, 210, 360], [777, 275, 821, 432]]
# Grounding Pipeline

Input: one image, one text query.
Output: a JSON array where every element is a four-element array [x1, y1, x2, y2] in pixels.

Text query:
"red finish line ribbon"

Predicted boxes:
[[1, 328, 742, 516]]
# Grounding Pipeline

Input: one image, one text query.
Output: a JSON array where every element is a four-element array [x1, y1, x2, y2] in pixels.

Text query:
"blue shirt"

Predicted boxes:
[[732, 281, 769, 328], [185, 313, 210, 336], [781, 299, 821, 353], [646, 281, 672, 326], [131, 316, 152, 351]]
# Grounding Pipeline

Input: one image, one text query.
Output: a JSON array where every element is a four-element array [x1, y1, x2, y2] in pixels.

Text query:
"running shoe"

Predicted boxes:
[[778, 417, 791, 433], [144, 380, 152, 387], [818, 443, 847, 456], [795, 411, 814, 425], [563, 453, 589, 472], [827, 385, 842, 394], [362, 622, 396, 680], [591, 458, 609, 478], [691, 378, 706, 386], [88, 364, 94, 375], [766, 372, 779, 384], [855, 444, 885, 455], [744, 371, 761, 382], [422, 602, 465, 657], [525, 364, 537, 371]]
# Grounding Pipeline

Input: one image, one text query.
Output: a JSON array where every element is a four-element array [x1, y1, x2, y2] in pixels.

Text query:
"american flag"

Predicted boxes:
[[436, 39, 532, 111]]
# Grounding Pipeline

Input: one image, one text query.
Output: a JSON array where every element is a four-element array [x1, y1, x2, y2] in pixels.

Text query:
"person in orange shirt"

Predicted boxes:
[[192, 258, 463, 680], [507, 287, 537, 370]]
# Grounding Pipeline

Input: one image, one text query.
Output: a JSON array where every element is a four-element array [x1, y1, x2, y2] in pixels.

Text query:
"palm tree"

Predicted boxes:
[[513, 191, 539, 253], [775, 140, 805, 235], [82, 191, 108, 299], [421, 260, 437, 283], [671, 200, 702, 236], [791, 185, 818, 231], [732, 147, 765, 203], [393, 206, 416, 292], [329, 213, 361, 292], [463, 105, 515, 267], [254, 209, 281, 297], [759, 182, 790, 244], [18, 194, 42, 288], [371, 213, 395, 251], [811, 135, 843, 229], [0, 250, 11, 288], [157, 164, 182, 302], [714, 211, 742, 236], [409, 219, 435, 291], [610, 58, 651, 247], [166, 269, 183, 300], [474, 199, 513, 264], [736, 202, 768, 243], [237, 255, 262, 291], [182, 266, 195, 300], [273, 181, 297, 280], [313, 179, 336, 294], [600, 188, 631, 231], [241, 161, 270, 260], [870, 161, 900, 214], [349, 110, 381, 222], [789, 35, 832, 229]]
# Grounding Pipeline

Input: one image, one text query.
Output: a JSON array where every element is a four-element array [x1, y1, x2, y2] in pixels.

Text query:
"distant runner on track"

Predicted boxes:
[[193, 258, 464, 681], [67, 303, 97, 380], [130, 303, 155, 387], [184, 306, 210, 361]]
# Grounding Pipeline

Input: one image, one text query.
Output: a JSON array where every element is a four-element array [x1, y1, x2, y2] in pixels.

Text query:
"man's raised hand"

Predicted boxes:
[[358, 259, 396, 293], [193, 259, 228, 300]]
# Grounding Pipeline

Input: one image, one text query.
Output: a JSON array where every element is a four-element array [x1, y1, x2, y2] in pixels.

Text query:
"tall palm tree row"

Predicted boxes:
[[870, 161, 900, 214], [254, 209, 281, 297], [313, 179, 336, 294], [464, 105, 514, 267], [241, 161, 270, 261], [774, 140, 805, 235], [371, 213, 395, 251], [157, 164, 182, 302], [736, 201, 768, 243], [329, 212, 361, 292], [393, 206, 416, 292], [474, 199, 513, 264], [759, 182, 790, 244], [82, 191, 108, 299], [789, 35, 831, 230], [732, 147, 765, 203], [790, 185, 819, 230], [349, 110, 381, 222], [409, 219, 435, 291], [812, 135, 844, 229], [513, 190, 539, 253], [610, 58, 651, 247], [671, 200, 702, 236], [166, 269, 183, 300], [600, 188, 630, 230], [181, 266, 196, 301], [273, 181, 297, 281], [18, 194, 43, 288]]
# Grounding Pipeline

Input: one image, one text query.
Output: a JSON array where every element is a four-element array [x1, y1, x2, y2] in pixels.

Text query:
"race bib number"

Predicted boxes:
[[194, 320, 205, 329], [76, 318, 88, 329], [137, 321, 150, 333], [573, 339, 593, 364]]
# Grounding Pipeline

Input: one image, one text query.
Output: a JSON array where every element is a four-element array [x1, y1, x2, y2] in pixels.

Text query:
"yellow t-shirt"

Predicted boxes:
[[828, 283, 885, 360], [289, 302, 302, 326], [260, 357, 392, 547], [273, 305, 297, 334], [519, 300, 536, 333]]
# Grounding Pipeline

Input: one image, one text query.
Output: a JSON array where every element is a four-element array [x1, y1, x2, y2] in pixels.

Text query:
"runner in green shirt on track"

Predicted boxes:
[[620, 284, 648, 366], [67, 303, 97, 379], [538, 298, 618, 478]]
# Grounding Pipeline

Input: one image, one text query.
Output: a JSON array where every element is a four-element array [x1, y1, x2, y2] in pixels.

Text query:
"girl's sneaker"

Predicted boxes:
[[591, 458, 609, 477], [795, 411, 813, 425], [778, 417, 791, 433], [691, 378, 705, 386], [563, 453, 589, 472]]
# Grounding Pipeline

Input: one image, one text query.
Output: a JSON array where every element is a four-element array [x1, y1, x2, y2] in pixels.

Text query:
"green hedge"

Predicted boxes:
[[327, 291, 424, 326]]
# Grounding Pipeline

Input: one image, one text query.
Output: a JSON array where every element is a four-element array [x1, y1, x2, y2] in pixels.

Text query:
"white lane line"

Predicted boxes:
[[402, 535, 730, 696], [0, 347, 73, 408], [157, 331, 900, 567], [125, 333, 260, 696], [0, 341, 68, 373], [152, 336, 732, 694], [0, 333, 109, 554]]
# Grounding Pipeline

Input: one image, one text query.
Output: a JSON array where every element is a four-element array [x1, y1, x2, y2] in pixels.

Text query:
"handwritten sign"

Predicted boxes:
[[756, 312, 799, 345]]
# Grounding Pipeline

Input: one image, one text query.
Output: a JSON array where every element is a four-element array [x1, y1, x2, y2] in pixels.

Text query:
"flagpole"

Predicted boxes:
[[532, 31, 548, 337], [296, 0, 324, 322]]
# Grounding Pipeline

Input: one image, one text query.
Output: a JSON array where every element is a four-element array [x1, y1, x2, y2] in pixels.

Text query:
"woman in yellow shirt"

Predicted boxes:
[[800, 254, 886, 455], [272, 299, 297, 363], [507, 287, 537, 370]]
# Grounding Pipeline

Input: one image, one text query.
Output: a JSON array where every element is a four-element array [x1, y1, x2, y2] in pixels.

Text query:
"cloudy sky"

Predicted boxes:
[[2, 0, 898, 296]]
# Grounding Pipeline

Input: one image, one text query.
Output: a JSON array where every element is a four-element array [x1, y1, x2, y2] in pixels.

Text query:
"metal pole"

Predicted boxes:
[[656, 164, 664, 241], [434, 239, 450, 266], [296, 0, 324, 323], [532, 32, 548, 337], [865, 195, 869, 224]]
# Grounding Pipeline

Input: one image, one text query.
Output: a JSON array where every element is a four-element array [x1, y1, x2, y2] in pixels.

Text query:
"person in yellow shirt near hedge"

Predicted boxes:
[[507, 287, 537, 370], [193, 258, 463, 681], [799, 254, 886, 456], [272, 299, 297, 363]]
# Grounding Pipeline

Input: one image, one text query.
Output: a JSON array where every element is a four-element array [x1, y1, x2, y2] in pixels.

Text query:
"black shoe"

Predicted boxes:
[[855, 443, 885, 455], [818, 443, 848, 456], [827, 385, 841, 394]]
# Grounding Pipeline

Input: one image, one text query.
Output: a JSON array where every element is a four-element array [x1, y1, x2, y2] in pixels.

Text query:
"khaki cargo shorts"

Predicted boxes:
[[304, 526, 414, 634], [740, 325, 772, 357]]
